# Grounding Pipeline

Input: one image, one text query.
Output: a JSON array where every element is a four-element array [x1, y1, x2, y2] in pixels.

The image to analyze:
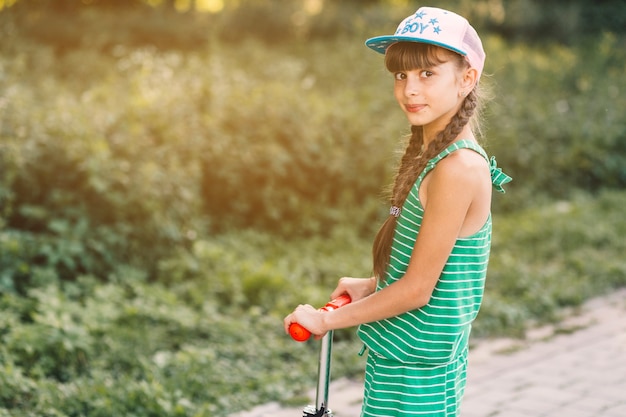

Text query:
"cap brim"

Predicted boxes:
[[365, 35, 467, 57]]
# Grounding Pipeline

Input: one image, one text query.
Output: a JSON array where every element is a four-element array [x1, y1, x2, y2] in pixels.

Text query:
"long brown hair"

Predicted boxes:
[[372, 42, 484, 281]]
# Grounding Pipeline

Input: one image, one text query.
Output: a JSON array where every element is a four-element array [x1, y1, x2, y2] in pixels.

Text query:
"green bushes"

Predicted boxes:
[[0, 32, 399, 286], [478, 190, 626, 337], [5, 0, 625, 49], [1, 192, 625, 416], [483, 32, 626, 207], [0, 3, 625, 416], [0, 231, 371, 416], [3, 26, 625, 285]]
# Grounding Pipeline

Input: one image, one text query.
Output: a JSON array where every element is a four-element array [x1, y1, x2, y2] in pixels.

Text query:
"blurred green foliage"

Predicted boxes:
[[0, 0, 625, 415]]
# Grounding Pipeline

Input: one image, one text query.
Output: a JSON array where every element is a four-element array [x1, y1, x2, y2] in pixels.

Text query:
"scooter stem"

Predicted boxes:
[[302, 330, 334, 417]]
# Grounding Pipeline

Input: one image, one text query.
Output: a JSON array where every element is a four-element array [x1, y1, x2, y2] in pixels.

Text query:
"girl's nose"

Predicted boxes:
[[405, 76, 419, 96]]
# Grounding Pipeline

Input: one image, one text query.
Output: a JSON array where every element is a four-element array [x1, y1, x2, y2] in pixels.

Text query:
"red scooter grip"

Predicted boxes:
[[289, 294, 352, 342]]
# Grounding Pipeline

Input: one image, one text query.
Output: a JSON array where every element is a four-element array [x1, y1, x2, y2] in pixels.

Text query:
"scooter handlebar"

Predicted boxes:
[[289, 294, 352, 342]]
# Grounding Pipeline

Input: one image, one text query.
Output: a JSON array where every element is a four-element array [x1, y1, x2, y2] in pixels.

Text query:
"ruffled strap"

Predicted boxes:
[[489, 156, 512, 193]]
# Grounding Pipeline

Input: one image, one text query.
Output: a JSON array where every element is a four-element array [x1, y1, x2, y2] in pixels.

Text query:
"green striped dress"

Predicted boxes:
[[357, 140, 511, 417]]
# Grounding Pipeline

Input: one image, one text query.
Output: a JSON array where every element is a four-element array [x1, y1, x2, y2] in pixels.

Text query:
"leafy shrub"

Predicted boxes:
[[2, 4, 625, 283], [1, 192, 625, 416], [0, 4, 625, 416], [4, 0, 625, 51], [482, 31, 626, 211], [478, 190, 626, 337]]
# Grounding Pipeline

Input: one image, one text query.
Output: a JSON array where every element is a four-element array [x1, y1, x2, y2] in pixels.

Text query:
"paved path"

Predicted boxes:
[[232, 288, 626, 417]]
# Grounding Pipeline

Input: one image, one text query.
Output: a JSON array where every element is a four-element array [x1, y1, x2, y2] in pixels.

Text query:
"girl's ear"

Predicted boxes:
[[461, 67, 479, 94]]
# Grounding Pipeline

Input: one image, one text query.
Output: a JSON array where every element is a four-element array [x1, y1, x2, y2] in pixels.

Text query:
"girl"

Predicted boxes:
[[284, 6, 511, 416]]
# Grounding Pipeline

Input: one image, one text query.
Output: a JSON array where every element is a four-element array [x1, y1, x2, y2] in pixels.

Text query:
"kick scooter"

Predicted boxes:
[[288, 294, 352, 417]]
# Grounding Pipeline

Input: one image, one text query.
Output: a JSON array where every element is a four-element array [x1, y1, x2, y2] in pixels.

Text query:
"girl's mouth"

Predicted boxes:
[[406, 104, 425, 113]]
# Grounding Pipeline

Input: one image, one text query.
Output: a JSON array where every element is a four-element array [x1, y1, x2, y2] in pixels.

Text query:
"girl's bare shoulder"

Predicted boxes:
[[435, 148, 489, 179]]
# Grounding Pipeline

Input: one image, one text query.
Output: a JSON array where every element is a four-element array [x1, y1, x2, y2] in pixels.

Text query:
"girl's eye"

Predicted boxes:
[[420, 70, 434, 78], [394, 72, 407, 81]]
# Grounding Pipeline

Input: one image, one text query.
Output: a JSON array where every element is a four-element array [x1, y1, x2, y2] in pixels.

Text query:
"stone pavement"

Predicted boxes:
[[232, 288, 626, 417]]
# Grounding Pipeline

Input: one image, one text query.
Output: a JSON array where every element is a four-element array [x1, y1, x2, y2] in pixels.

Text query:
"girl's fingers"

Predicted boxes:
[[283, 305, 313, 334]]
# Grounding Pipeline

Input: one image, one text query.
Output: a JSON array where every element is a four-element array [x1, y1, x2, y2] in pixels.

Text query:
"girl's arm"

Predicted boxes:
[[284, 151, 489, 336]]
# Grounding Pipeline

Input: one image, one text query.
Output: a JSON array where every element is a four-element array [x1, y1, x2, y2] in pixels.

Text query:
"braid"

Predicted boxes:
[[372, 90, 479, 280], [390, 125, 423, 207]]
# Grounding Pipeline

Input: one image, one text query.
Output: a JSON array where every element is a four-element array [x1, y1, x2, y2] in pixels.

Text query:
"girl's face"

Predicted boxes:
[[387, 44, 474, 136]]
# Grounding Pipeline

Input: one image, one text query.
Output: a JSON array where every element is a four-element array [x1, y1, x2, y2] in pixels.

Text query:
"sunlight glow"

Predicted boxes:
[[174, 0, 192, 12], [303, 0, 323, 16], [196, 0, 224, 14], [0, 0, 18, 11], [173, 0, 223, 13]]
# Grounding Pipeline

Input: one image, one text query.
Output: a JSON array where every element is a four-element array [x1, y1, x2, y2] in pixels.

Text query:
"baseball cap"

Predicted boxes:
[[365, 7, 485, 79]]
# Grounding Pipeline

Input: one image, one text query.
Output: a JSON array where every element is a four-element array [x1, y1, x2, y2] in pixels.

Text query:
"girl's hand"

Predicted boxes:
[[330, 277, 376, 303], [283, 304, 327, 339]]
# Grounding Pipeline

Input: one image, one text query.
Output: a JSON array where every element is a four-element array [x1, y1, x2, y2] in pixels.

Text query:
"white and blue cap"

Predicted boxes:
[[366, 7, 486, 79]]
